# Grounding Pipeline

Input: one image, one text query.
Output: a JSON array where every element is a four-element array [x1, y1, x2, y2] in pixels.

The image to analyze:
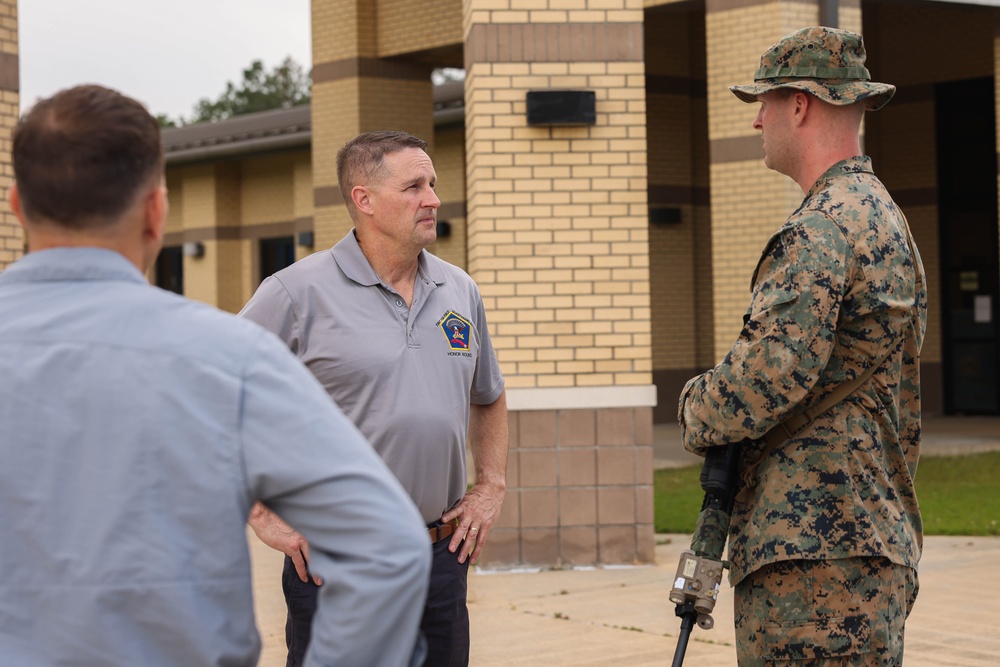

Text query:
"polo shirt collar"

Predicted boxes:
[[331, 229, 447, 287]]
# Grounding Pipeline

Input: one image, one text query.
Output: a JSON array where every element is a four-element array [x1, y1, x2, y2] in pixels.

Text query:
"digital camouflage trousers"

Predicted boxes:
[[734, 557, 918, 666]]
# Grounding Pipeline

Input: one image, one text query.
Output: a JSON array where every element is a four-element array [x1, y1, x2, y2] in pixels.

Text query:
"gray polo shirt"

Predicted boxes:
[[241, 230, 504, 522]]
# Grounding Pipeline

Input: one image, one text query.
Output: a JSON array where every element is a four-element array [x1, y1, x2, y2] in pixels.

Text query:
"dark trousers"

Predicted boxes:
[[282, 536, 470, 667]]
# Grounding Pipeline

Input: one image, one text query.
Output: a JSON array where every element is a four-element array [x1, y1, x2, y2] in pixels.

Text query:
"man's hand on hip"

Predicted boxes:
[[247, 501, 322, 585], [442, 481, 505, 565]]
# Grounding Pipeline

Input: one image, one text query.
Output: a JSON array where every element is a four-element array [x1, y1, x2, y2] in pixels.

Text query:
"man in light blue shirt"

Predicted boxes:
[[0, 84, 430, 667]]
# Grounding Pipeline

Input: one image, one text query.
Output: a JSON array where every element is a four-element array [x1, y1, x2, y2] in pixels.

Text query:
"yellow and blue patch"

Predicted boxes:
[[438, 310, 472, 350]]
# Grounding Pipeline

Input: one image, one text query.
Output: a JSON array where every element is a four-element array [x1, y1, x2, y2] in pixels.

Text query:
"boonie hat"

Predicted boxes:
[[730, 26, 895, 111]]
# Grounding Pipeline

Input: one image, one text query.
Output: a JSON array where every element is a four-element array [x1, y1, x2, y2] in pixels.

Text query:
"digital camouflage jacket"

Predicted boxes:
[[680, 156, 928, 585]]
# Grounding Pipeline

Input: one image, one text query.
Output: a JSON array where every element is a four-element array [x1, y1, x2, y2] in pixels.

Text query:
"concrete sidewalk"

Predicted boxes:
[[465, 534, 1000, 667], [250, 415, 1000, 665], [249, 533, 1000, 666]]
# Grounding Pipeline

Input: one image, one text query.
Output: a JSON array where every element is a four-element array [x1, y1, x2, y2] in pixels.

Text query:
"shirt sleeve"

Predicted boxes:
[[238, 329, 430, 667], [679, 211, 850, 454], [470, 286, 505, 406], [238, 276, 300, 353]]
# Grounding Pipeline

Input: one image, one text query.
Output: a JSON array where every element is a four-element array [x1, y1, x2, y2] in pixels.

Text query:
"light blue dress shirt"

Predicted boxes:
[[0, 248, 429, 667]]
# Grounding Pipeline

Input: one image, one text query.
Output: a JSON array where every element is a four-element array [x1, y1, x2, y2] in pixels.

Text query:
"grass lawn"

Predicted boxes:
[[654, 451, 1000, 536]]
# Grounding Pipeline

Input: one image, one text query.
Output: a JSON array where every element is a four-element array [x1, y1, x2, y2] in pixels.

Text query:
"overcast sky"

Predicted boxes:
[[19, 0, 312, 120]]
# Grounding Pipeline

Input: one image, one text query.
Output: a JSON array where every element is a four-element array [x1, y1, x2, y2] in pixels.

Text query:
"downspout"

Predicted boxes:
[[820, 0, 839, 28]]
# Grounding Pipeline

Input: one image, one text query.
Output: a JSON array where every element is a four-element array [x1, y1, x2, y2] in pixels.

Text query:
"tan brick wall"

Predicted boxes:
[[0, 0, 14, 55], [241, 154, 297, 226], [427, 123, 468, 268], [462, 0, 654, 567], [293, 152, 313, 220], [0, 0, 18, 271], [464, 1, 651, 391], [292, 152, 315, 261], [377, 0, 463, 58], [312, 0, 377, 64], [311, 0, 367, 251], [164, 166, 213, 298], [173, 163, 246, 312]]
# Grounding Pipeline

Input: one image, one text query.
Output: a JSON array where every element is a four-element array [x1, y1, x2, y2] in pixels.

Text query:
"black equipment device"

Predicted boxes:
[[669, 441, 742, 667]]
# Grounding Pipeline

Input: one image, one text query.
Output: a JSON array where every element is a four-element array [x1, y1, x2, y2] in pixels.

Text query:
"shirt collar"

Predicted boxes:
[[330, 230, 446, 287], [0, 247, 148, 287]]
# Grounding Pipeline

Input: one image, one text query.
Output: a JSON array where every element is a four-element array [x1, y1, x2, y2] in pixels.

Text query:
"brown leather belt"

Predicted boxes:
[[427, 522, 455, 543]]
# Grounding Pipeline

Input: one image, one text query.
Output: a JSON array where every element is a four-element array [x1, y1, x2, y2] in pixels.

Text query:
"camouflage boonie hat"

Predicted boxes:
[[730, 26, 895, 111]]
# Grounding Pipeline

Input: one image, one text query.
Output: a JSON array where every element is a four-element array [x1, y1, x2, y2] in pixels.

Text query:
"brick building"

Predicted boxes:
[[3, 0, 999, 568], [0, 0, 17, 267]]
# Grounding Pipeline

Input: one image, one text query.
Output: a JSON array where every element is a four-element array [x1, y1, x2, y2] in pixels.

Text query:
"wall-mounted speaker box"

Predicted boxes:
[[526, 90, 597, 126]]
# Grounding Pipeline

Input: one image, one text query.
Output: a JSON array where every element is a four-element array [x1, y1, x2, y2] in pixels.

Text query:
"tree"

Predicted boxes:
[[189, 56, 311, 123], [156, 113, 179, 128], [431, 67, 465, 85]]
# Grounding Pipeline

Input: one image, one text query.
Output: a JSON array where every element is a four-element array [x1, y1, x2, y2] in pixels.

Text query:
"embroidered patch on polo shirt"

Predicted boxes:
[[438, 311, 472, 350]]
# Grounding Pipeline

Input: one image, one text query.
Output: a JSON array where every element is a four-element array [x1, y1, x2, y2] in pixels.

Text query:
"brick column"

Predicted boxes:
[[310, 1, 435, 251], [178, 164, 245, 312], [463, 0, 655, 567], [704, 0, 861, 356], [0, 0, 19, 270]]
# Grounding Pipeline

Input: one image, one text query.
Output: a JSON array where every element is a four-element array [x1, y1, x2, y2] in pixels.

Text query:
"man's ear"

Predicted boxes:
[[9, 183, 27, 229], [136, 182, 168, 274], [791, 91, 812, 127], [352, 185, 374, 215], [143, 182, 168, 244]]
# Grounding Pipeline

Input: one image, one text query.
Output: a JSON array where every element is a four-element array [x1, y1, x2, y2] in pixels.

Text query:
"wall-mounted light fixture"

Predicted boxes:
[[436, 220, 452, 238], [182, 241, 205, 257], [297, 231, 315, 248]]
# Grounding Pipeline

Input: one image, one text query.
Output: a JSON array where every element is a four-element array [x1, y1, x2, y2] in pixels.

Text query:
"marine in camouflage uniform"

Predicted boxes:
[[678, 27, 928, 666]]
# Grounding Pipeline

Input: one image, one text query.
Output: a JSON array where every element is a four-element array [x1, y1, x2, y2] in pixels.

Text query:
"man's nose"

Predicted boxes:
[[426, 189, 441, 208]]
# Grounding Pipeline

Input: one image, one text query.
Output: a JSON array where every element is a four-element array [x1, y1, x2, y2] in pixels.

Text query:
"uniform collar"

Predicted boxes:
[[331, 229, 447, 287], [805, 155, 873, 199]]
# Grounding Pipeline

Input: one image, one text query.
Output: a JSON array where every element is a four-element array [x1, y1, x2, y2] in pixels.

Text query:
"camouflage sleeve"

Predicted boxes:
[[679, 211, 852, 455]]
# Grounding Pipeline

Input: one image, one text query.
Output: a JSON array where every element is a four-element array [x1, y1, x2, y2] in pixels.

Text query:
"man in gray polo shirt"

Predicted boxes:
[[242, 130, 508, 667]]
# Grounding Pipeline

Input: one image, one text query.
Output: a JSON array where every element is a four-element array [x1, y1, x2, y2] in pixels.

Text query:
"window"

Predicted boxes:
[[155, 246, 184, 294], [260, 236, 295, 282]]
